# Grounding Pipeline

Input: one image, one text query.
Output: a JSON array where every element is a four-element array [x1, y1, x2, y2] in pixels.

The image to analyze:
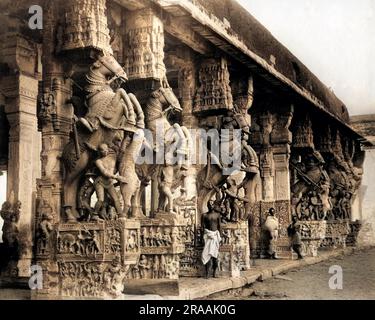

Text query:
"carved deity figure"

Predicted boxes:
[[39, 87, 58, 129], [0, 200, 21, 248], [171, 227, 181, 244], [221, 178, 249, 222], [162, 228, 172, 246], [77, 175, 96, 221], [140, 227, 147, 247], [152, 255, 160, 279], [37, 212, 54, 255], [138, 255, 150, 279]]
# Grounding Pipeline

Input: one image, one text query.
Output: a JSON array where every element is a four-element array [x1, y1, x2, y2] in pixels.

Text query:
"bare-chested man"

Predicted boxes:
[[201, 201, 222, 278]]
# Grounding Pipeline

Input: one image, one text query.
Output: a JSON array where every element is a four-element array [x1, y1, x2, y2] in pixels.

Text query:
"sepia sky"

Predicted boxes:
[[237, 0, 375, 116]]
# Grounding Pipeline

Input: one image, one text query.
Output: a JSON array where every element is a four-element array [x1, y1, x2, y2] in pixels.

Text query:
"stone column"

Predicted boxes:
[[1, 34, 42, 276], [177, 51, 198, 199], [259, 112, 275, 202], [271, 106, 293, 201], [270, 105, 294, 258], [5, 74, 41, 277], [124, 7, 166, 84]]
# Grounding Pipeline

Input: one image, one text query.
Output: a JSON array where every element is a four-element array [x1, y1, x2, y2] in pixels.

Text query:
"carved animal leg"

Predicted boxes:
[[161, 185, 174, 213], [63, 151, 90, 220], [131, 187, 144, 218], [63, 177, 81, 222], [128, 93, 145, 128], [120, 184, 133, 218], [116, 89, 136, 125], [107, 187, 122, 216], [244, 173, 259, 205]]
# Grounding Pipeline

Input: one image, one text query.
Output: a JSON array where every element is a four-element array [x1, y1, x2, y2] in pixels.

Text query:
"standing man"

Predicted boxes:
[[201, 201, 222, 278], [263, 207, 279, 259]]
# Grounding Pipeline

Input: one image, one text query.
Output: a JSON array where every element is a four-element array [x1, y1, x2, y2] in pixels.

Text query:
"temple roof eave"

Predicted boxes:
[[152, 0, 372, 147]]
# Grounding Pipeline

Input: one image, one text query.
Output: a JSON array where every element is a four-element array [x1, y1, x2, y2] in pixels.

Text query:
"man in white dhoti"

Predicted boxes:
[[263, 207, 279, 259], [201, 202, 222, 278]]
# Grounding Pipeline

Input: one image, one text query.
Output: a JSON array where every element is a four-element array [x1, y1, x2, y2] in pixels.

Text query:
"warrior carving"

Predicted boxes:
[[62, 52, 145, 221], [198, 108, 259, 217], [291, 151, 331, 220], [141, 78, 192, 214]]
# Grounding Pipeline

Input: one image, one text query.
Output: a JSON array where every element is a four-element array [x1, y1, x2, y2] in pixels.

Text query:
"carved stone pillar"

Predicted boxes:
[[271, 105, 293, 201], [60, 0, 112, 53], [1, 33, 42, 276], [194, 57, 233, 114], [124, 8, 166, 83], [259, 112, 275, 202], [34, 1, 74, 295], [38, 1, 74, 225], [0, 33, 41, 276], [176, 51, 198, 199]]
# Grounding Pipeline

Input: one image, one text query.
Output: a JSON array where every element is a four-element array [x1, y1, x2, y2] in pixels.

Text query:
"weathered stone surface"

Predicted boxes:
[[0, 0, 370, 300]]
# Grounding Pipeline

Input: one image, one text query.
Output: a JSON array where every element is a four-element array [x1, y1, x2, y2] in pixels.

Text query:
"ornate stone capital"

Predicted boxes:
[[124, 8, 166, 81], [61, 0, 112, 53], [194, 57, 233, 114]]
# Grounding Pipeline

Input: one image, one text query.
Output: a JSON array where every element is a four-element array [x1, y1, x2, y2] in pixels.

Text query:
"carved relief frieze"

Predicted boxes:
[[124, 8, 166, 81], [61, 0, 112, 53], [292, 114, 314, 149], [56, 223, 105, 260], [194, 57, 233, 114]]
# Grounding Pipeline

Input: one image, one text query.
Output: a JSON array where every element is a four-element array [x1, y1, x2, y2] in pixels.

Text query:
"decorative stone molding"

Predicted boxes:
[[194, 57, 233, 114], [299, 220, 327, 257], [37, 219, 141, 298], [61, 0, 112, 53], [320, 220, 351, 249], [124, 8, 166, 81], [218, 221, 250, 277], [128, 213, 185, 280]]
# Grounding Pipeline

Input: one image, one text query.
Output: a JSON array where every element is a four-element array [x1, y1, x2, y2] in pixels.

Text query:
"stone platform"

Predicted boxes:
[[1, 246, 372, 300]]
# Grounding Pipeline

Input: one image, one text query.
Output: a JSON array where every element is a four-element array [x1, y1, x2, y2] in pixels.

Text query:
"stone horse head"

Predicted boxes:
[[88, 52, 128, 84], [144, 80, 182, 134]]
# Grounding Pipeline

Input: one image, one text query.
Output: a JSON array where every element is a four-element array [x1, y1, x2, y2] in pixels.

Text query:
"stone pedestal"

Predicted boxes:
[[127, 212, 185, 280], [218, 221, 250, 277], [36, 219, 140, 299], [299, 220, 327, 257], [320, 220, 351, 250]]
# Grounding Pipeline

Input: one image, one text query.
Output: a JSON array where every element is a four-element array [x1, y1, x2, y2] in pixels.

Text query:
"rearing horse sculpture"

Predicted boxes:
[[62, 53, 144, 221], [141, 80, 192, 214]]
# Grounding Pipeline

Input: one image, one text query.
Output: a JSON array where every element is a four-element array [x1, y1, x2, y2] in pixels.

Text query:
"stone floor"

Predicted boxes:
[[210, 247, 375, 300], [0, 247, 372, 300]]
